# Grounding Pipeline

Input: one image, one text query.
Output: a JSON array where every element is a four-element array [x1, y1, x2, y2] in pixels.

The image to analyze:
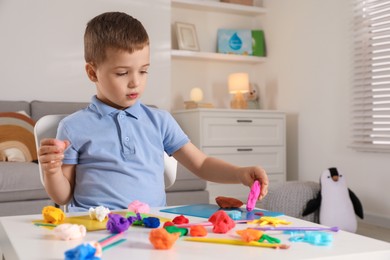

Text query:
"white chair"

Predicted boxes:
[[34, 114, 177, 190]]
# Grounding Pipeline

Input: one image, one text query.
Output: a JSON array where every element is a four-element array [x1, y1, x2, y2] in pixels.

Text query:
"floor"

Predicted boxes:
[[356, 221, 390, 243]]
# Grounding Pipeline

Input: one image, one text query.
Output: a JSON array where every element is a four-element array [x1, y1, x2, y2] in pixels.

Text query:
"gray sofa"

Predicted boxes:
[[0, 100, 209, 217]]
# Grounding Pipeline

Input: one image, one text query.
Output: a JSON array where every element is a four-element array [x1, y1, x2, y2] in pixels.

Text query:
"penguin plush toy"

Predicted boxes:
[[303, 167, 364, 233]]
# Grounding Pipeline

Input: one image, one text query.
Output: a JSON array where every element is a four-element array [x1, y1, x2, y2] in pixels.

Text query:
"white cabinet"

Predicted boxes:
[[172, 109, 286, 203], [170, 0, 267, 110]]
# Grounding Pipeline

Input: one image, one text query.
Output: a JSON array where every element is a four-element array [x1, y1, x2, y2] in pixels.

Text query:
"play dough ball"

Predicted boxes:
[[215, 196, 244, 208], [128, 200, 150, 213], [42, 205, 65, 224], [53, 224, 87, 240], [208, 210, 235, 234], [149, 228, 180, 249], [53, 139, 66, 150], [190, 225, 208, 237], [236, 228, 263, 242]]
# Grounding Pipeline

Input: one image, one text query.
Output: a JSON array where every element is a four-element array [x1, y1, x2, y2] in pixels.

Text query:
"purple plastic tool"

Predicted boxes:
[[253, 226, 339, 232]]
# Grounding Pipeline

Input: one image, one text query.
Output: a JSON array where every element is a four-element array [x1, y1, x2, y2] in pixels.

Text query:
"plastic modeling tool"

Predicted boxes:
[[184, 237, 290, 249], [175, 219, 248, 228], [253, 226, 339, 232]]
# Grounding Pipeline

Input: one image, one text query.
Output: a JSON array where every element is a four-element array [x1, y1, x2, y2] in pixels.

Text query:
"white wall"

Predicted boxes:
[[0, 0, 171, 109], [263, 0, 390, 227]]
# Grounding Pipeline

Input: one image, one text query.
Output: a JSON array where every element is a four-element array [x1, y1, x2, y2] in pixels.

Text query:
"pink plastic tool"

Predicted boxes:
[[175, 219, 248, 228], [246, 180, 261, 212]]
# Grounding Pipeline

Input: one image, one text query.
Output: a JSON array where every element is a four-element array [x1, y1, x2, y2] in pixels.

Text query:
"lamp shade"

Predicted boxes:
[[190, 88, 203, 102], [228, 73, 250, 94]]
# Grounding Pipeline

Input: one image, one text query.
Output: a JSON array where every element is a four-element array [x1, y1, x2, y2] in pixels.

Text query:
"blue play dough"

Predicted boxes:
[[65, 243, 100, 260], [289, 231, 333, 246], [226, 210, 242, 220], [143, 217, 160, 228]]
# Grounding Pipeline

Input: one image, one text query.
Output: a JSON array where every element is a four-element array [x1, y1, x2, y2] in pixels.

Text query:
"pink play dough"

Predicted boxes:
[[246, 180, 261, 211]]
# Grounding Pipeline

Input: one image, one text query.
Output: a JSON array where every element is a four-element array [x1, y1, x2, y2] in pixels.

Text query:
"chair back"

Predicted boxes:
[[34, 114, 177, 189], [34, 114, 67, 187]]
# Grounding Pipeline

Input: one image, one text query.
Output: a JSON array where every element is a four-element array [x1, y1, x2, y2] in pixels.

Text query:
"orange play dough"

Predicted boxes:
[[149, 228, 180, 249], [190, 225, 208, 237], [42, 205, 65, 224], [236, 228, 263, 242]]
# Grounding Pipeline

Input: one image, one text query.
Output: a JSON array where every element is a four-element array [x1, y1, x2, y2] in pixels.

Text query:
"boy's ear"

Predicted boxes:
[[85, 63, 98, 82]]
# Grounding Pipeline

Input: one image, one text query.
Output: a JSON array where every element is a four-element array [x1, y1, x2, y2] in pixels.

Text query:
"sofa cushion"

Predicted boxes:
[[0, 100, 30, 115], [30, 100, 89, 121], [0, 162, 49, 202], [0, 199, 54, 217], [256, 181, 320, 223], [0, 112, 37, 162]]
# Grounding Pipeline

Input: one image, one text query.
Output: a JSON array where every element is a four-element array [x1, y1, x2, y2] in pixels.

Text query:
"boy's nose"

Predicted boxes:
[[128, 75, 139, 88]]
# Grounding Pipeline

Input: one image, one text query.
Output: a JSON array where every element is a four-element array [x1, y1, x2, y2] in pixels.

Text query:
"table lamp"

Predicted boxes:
[[228, 72, 249, 109], [190, 88, 204, 103], [184, 88, 214, 109]]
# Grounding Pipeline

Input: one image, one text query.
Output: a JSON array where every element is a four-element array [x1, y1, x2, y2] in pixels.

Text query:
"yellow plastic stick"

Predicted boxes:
[[183, 237, 289, 249]]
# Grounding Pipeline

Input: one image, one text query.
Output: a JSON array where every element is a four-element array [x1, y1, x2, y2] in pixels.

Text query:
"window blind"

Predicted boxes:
[[352, 0, 390, 152]]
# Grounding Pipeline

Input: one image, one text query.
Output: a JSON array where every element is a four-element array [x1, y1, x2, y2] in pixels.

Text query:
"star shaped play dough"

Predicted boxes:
[[248, 217, 291, 227]]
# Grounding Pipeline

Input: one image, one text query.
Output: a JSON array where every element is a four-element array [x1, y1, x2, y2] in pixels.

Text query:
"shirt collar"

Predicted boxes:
[[90, 95, 141, 119], [123, 101, 141, 119]]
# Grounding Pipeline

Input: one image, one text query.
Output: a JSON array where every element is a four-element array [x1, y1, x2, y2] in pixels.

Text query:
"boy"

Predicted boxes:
[[38, 12, 268, 212]]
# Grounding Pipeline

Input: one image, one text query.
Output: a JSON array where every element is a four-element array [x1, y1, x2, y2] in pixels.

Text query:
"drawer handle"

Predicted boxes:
[[237, 148, 253, 152], [237, 119, 253, 123]]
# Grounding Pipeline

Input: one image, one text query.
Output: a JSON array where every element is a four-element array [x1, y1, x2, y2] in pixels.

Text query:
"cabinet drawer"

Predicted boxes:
[[203, 146, 285, 174], [207, 183, 250, 203], [201, 117, 284, 146]]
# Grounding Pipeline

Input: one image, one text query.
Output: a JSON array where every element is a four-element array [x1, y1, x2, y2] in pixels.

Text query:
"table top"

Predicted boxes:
[[1, 206, 389, 260]]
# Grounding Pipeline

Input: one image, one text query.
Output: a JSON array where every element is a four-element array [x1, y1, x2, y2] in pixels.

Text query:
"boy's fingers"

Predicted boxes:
[[64, 140, 71, 149], [39, 153, 64, 164]]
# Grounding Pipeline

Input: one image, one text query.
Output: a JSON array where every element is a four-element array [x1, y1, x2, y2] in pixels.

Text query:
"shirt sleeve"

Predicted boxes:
[[56, 119, 79, 165], [162, 112, 189, 156]]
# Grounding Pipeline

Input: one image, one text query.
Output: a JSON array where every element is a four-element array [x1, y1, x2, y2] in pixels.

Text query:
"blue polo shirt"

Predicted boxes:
[[56, 96, 189, 212]]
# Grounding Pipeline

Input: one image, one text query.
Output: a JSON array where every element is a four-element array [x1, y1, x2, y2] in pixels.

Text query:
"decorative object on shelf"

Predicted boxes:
[[228, 72, 250, 109], [251, 30, 266, 57], [218, 29, 252, 55], [190, 87, 204, 103], [220, 0, 254, 6], [246, 83, 260, 109], [175, 22, 200, 51], [184, 88, 214, 109], [218, 29, 265, 57]]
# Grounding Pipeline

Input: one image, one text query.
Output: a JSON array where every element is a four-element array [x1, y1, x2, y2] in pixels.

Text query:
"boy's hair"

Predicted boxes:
[[84, 12, 149, 65]]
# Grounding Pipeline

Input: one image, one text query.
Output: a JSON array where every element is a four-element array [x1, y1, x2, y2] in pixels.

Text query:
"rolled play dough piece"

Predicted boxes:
[[246, 180, 261, 212]]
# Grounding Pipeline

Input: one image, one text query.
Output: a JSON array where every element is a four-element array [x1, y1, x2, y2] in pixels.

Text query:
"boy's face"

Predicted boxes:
[[86, 46, 150, 110]]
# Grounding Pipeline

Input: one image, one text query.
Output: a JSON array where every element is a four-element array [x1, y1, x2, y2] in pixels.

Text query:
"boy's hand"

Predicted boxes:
[[238, 166, 269, 201], [38, 138, 69, 174]]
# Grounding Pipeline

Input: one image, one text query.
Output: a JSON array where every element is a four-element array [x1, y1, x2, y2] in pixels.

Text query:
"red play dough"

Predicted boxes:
[[208, 210, 235, 234], [172, 215, 189, 224], [163, 221, 175, 228], [215, 196, 243, 208]]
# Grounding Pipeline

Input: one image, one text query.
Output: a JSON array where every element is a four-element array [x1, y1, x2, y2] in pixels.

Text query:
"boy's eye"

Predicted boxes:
[[116, 72, 128, 76], [140, 70, 148, 74]]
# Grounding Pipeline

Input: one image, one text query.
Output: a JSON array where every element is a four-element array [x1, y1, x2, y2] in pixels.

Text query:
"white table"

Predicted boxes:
[[1, 207, 389, 260]]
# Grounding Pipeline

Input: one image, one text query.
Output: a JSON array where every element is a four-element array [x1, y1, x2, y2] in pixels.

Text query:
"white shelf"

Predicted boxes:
[[171, 49, 266, 64], [171, 0, 267, 16]]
